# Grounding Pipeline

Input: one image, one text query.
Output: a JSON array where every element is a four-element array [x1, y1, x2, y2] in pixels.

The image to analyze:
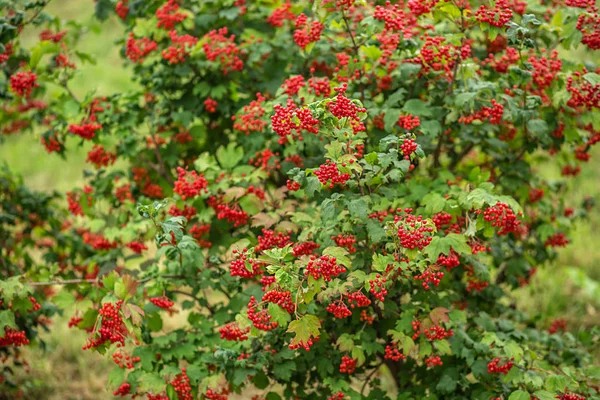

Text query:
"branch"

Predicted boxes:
[[361, 360, 385, 397]]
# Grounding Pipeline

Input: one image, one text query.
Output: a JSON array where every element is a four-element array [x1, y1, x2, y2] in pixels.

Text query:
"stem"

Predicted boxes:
[[361, 360, 385, 396], [340, 8, 366, 103]]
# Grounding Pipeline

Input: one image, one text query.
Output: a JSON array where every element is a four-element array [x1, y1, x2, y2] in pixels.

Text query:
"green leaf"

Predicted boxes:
[[402, 99, 432, 117], [287, 315, 321, 346], [366, 219, 387, 243], [216, 142, 244, 170], [268, 303, 291, 325], [383, 109, 402, 132], [532, 391, 555, 400], [508, 391, 530, 400], [348, 198, 368, 220], [583, 72, 600, 86], [424, 234, 471, 260], [422, 192, 446, 214], [138, 372, 166, 393], [544, 375, 567, 393], [53, 290, 76, 309], [0, 310, 17, 335]]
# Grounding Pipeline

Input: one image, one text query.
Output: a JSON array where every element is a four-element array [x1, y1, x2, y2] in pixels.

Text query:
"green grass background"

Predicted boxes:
[[2, 1, 599, 398]]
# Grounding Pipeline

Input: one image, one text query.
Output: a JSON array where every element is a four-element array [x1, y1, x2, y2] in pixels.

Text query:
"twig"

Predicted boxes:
[[361, 360, 385, 397]]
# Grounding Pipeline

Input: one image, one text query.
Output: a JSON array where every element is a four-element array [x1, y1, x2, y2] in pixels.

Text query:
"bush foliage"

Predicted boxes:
[[1, 0, 600, 399]]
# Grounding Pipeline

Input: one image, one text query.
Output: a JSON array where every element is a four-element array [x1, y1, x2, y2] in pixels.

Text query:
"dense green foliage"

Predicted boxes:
[[1, 0, 600, 399]]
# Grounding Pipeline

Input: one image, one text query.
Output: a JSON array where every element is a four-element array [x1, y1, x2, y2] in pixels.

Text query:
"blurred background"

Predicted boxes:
[[2, 1, 599, 398]]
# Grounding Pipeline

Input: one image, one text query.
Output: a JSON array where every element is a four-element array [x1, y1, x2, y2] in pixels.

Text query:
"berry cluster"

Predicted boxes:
[[347, 290, 372, 308], [369, 275, 388, 301], [205, 388, 229, 400], [425, 355, 443, 368], [204, 97, 217, 113], [0, 328, 29, 347], [125, 34, 157, 63], [86, 145, 117, 169], [256, 229, 292, 253], [83, 301, 125, 349], [162, 30, 198, 64], [230, 248, 262, 278], [173, 167, 208, 200], [9, 71, 38, 97], [287, 180, 301, 191], [156, 0, 187, 30], [202, 28, 243, 74], [68, 123, 102, 140], [112, 350, 140, 369], [293, 14, 324, 49], [289, 335, 319, 351], [475, 0, 513, 27], [305, 255, 346, 281], [314, 161, 351, 188], [549, 318, 567, 334], [326, 300, 352, 318], [396, 214, 434, 250], [479, 202, 521, 235], [414, 268, 444, 290], [150, 296, 174, 310], [544, 233, 569, 247], [263, 290, 295, 314], [424, 325, 453, 340], [437, 250, 460, 270], [113, 382, 131, 396], [328, 393, 345, 400], [267, 3, 295, 27], [247, 296, 278, 331], [169, 205, 197, 221], [292, 241, 320, 257], [233, 93, 267, 134], [219, 322, 250, 341], [271, 100, 319, 144], [384, 343, 407, 361], [466, 278, 489, 292], [397, 114, 420, 130], [339, 355, 357, 374], [214, 203, 249, 227], [459, 100, 504, 125], [332, 234, 357, 253], [487, 358, 514, 374], [328, 84, 367, 122], [171, 368, 193, 400], [400, 138, 418, 160]]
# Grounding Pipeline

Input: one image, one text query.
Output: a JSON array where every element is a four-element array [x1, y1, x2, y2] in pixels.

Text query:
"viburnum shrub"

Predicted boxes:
[[2, 0, 600, 399]]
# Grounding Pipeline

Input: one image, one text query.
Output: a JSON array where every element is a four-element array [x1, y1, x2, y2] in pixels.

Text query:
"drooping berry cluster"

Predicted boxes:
[[233, 93, 267, 134], [256, 229, 292, 253], [396, 213, 434, 250], [114, 382, 131, 396], [479, 202, 521, 235], [247, 296, 278, 331], [9, 71, 38, 97], [397, 114, 420, 130], [487, 358, 514, 374], [267, 3, 296, 27], [213, 202, 249, 227], [328, 84, 367, 122], [314, 161, 351, 188], [263, 290, 295, 314], [293, 14, 324, 49], [326, 300, 352, 318], [347, 290, 372, 308], [369, 275, 388, 301], [384, 343, 407, 361], [202, 27, 244, 74], [424, 325, 454, 340], [425, 355, 443, 368], [400, 138, 418, 160], [292, 241, 320, 257], [112, 349, 140, 369], [459, 100, 504, 125], [289, 335, 319, 351], [173, 167, 208, 200], [125, 34, 157, 63], [156, 0, 187, 30], [549, 318, 567, 334], [0, 328, 30, 347], [475, 0, 513, 27], [332, 234, 357, 253], [230, 248, 262, 278], [83, 301, 125, 349], [414, 268, 444, 290], [544, 233, 569, 247], [219, 322, 250, 341], [437, 250, 460, 270], [68, 123, 102, 140], [150, 296, 175, 310], [339, 355, 357, 374], [305, 255, 346, 281], [86, 145, 117, 169], [171, 368, 193, 400], [162, 30, 198, 64]]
